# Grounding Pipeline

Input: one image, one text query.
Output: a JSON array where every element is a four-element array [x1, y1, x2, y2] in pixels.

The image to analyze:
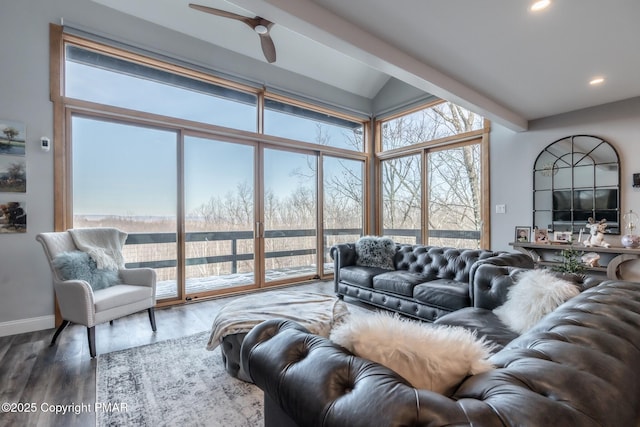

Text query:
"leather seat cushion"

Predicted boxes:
[[413, 280, 470, 310], [339, 266, 391, 288], [435, 307, 518, 350], [372, 271, 430, 297]]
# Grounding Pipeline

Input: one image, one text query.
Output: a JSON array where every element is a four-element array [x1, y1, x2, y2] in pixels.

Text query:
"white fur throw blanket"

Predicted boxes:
[[206, 291, 349, 350], [69, 228, 128, 270]]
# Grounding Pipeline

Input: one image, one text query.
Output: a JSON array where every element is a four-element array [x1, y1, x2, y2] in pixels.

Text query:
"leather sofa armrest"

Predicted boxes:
[[471, 263, 605, 309], [330, 243, 357, 291], [241, 319, 472, 427], [471, 264, 527, 310], [476, 252, 535, 270], [469, 252, 534, 300]]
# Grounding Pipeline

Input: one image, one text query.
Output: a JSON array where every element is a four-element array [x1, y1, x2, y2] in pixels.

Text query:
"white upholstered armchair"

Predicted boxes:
[[36, 229, 157, 358]]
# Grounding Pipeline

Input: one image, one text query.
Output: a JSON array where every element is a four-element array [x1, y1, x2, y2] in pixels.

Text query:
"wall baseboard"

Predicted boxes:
[[0, 315, 55, 337]]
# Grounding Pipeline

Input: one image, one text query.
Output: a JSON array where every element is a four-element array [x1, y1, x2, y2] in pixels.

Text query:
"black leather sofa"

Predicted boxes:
[[241, 267, 639, 427], [330, 243, 534, 321]]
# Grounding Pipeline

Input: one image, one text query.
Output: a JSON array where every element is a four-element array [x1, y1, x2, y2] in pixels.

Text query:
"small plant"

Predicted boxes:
[[553, 246, 586, 274]]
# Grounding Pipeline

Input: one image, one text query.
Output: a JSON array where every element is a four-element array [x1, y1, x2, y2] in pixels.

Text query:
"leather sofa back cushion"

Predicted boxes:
[[395, 246, 497, 282]]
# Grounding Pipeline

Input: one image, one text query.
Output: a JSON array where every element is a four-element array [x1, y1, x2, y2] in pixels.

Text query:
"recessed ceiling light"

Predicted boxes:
[[530, 0, 551, 12], [589, 77, 605, 86]]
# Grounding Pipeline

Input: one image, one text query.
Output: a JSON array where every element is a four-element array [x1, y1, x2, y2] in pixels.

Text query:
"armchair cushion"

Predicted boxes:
[[93, 284, 153, 312], [52, 251, 120, 291]]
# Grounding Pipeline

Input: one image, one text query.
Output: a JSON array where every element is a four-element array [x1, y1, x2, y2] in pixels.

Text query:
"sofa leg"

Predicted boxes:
[[50, 320, 70, 346], [148, 307, 157, 332], [87, 326, 96, 358]]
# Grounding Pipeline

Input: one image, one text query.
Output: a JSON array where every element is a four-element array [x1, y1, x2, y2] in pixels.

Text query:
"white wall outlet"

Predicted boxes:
[[495, 204, 506, 214]]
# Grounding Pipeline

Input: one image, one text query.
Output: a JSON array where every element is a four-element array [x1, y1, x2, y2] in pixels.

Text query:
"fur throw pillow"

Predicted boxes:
[[53, 251, 120, 291], [355, 236, 395, 270], [493, 269, 580, 334], [330, 311, 495, 395]]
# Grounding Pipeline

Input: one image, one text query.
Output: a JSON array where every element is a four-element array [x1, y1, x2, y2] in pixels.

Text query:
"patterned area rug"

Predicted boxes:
[[96, 332, 262, 426]]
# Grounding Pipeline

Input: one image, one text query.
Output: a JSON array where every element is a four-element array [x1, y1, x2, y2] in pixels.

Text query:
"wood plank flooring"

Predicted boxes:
[[0, 281, 340, 427]]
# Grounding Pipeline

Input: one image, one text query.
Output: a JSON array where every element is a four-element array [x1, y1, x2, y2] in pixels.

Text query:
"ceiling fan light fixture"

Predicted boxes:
[[254, 24, 269, 34], [530, 0, 551, 12]]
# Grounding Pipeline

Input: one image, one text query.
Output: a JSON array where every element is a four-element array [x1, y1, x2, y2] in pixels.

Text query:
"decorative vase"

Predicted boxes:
[[621, 210, 640, 248]]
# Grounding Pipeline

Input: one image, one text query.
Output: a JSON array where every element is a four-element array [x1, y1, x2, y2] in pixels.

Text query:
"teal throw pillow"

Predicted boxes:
[[52, 251, 120, 291]]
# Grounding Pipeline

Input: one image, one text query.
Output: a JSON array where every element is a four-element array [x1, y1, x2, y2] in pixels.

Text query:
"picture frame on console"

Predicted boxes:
[[534, 228, 549, 243], [515, 226, 531, 242], [553, 231, 572, 243]]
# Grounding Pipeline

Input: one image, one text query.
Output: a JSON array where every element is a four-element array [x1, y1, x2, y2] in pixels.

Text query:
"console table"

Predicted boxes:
[[510, 242, 640, 281]]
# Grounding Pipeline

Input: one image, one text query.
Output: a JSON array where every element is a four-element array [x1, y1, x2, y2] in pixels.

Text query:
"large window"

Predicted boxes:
[[65, 45, 258, 131], [264, 98, 364, 151], [378, 101, 489, 248], [53, 28, 368, 304], [381, 155, 422, 244], [381, 102, 483, 151]]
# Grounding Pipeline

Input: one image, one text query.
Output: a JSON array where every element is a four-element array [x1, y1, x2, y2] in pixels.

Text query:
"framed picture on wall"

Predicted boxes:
[[0, 119, 26, 193], [0, 201, 26, 233], [515, 226, 531, 242]]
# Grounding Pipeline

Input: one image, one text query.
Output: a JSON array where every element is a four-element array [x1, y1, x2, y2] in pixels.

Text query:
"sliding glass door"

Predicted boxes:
[[262, 148, 318, 283], [184, 136, 256, 296], [323, 156, 364, 274], [71, 116, 179, 299]]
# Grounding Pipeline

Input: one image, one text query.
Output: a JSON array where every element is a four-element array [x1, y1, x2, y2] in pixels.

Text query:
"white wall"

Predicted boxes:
[[490, 96, 640, 252], [2, 0, 639, 335]]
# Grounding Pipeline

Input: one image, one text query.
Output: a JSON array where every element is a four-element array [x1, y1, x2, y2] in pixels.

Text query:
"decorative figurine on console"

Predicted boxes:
[[583, 217, 611, 248], [581, 252, 601, 268]]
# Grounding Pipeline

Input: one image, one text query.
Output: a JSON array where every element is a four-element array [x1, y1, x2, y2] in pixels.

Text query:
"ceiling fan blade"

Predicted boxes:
[[259, 33, 277, 63], [189, 3, 251, 23], [190, 4, 277, 63]]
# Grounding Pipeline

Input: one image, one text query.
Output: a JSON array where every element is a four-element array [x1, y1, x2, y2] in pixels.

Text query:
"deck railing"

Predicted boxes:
[[124, 228, 480, 272]]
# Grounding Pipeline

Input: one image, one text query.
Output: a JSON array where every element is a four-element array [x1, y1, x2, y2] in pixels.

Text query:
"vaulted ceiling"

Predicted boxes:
[[91, 0, 640, 131]]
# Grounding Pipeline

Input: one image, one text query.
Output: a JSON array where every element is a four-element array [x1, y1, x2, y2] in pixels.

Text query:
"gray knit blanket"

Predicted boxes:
[[206, 291, 349, 350]]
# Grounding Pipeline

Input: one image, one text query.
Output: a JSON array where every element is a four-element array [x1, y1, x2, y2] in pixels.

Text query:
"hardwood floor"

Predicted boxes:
[[0, 280, 338, 427]]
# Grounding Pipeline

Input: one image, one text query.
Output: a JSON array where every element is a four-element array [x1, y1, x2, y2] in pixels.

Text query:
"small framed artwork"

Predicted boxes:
[[553, 231, 572, 243], [534, 228, 549, 244], [0, 200, 26, 233], [0, 119, 27, 193], [515, 226, 531, 243]]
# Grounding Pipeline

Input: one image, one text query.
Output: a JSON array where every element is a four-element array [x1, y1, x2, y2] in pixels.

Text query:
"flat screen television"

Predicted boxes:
[[552, 189, 618, 222]]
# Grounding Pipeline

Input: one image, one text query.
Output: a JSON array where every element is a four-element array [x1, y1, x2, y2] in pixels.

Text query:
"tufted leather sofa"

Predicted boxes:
[[241, 275, 640, 427], [330, 243, 534, 321]]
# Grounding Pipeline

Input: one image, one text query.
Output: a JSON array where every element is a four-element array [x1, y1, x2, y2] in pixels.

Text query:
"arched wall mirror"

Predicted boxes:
[[533, 135, 620, 234]]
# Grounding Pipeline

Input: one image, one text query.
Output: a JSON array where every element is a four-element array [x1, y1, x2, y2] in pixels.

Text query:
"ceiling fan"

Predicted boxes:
[[189, 3, 277, 63]]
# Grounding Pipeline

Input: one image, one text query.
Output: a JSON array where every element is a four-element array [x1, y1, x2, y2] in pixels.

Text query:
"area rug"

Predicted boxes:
[[96, 331, 262, 426]]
